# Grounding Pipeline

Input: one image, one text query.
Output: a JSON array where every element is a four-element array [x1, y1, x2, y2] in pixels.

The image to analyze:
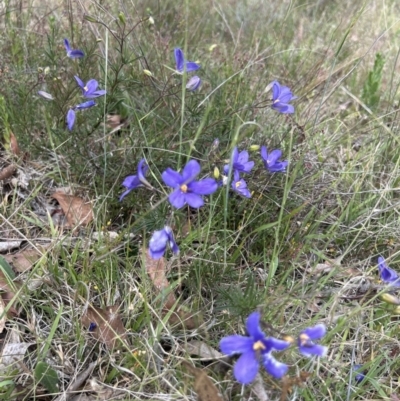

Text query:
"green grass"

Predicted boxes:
[[1, 0, 400, 399]]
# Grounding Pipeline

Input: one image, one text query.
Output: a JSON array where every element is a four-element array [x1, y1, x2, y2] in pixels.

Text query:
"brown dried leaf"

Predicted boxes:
[[182, 361, 225, 401], [52, 192, 93, 227], [81, 305, 127, 349], [9, 133, 20, 156], [4, 247, 47, 273], [144, 250, 176, 308], [0, 164, 17, 181], [144, 250, 199, 329], [185, 341, 223, 360]]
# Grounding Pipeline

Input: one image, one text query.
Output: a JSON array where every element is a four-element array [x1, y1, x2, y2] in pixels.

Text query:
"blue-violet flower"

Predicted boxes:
[[149, 226, 179, 259], [67, 109, 75, 131], [64, 38, 84, 59], [219, 311, 290, 384], [378, 256, 400, 287], [271, 81, 296, 114], [174, 48, 200, 73], [353, 364, 366, 383], [232, 170, 251, 198], [119, 159, 150, 201], [261, 146, 288, 173], [162, 160, 218, 209], [223, 147, 254, 175], [74, 75, 107, 98], [297, 324, 328, 357]]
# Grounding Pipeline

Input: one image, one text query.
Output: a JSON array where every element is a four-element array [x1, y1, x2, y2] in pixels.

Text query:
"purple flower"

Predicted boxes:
[[261, 146, 288, 172], [353, 364, 365, 383], [67, 109, 75, 131], [64, 38, 84, 59], [298, 324, 327, 357], [186, 75, 201, 91], [174, 48, 200, 73], [162, 160, 218, 209], [119, 159, 150, 201], [219, 312, 290, 384], [74, 75, 106, 98], [149, 226, 179, 259], [223, 147, 254, 175], [88, 322, 97, 332], [271, 81, 296, 114], [232, 171, 251, 198], [377, 256, 400, 287]]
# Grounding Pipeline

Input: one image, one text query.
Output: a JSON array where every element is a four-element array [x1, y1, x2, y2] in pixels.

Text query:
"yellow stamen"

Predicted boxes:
[[84, 86, 88, 92], [180, 184, 188, 193], [299, 333, 309, 346], [253, 340, 266, 351]]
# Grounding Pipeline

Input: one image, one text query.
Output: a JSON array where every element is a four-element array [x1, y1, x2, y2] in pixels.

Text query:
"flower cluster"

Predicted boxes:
[[38, 38, 106, 131], [67, 76, 106, 130], [120, 143, 288, 259], [219, 311, 327, 384]]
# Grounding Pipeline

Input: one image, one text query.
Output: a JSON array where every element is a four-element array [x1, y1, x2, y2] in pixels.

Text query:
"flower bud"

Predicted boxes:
[[84, 14, 98, 23], [148, 16, 155, 25], [118, 12, 126, 24], [213, 167, 220, 179], [380, 293, 400, 305], [209, 44, 218, 52], [249, 144, 260, 151], [186, 76, 201, 91], [143, 69, 153, 77]]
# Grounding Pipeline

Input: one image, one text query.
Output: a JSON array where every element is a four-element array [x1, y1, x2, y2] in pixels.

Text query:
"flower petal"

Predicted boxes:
[[260, 146, 269, 162], [74, 75, 85, 90], [263, 353, 288, 378], [234, 351, 259, 384], [63, 38, 71, 52], [162, 168, 182, 188], [181, 160, 201, 182], [68, 49, 85, 59], [119, 188, 132, 201], [266, 149, 282, 166], [184, 192, 204, 208], [237, 150, 249, 164], [263, 337, 291, 351], [169, 189, 186, 209], [75, 100, 96, 110], [188, 178, 218, 195], [277, 86, 294, 104], [220, 335, 254, 355], [301, 324, 326, 340], [174, 48, 184, 72], [85, 79, 99, 94], [272, 81, 281, 101], [67, 109, 76, 131], [185, 61, 200, 72], [299, 343, 328, 358], [245, 312, 266, 341], [121, 174, 141, 190]]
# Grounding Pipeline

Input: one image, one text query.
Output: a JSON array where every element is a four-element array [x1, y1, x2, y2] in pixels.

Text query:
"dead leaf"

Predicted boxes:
[[4, 247, 47, 273], [0, 164, 17, 181], [144, 250, 176, 308], [0, 240, 22, 252], [182, 360, 224, 401], [144, 250, 199, 329], [280, 371, 311, 401], [0, 327, 34, 373], [52, 192, 93, 227], [9, 133, 20, 156], [81, 305, 127, 349], [185, 341, 223, 360]]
